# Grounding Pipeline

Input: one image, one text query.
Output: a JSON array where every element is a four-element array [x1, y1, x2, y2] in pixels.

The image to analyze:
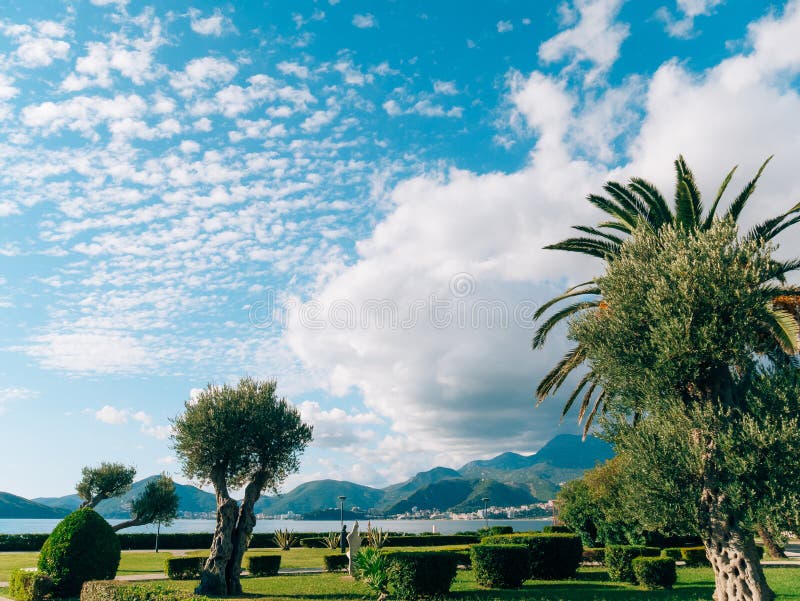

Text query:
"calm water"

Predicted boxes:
[[0, 518, 550, 535]]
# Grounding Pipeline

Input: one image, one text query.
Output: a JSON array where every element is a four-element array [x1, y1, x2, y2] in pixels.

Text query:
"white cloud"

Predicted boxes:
[[0, 387, 37, 415], [497, 20, 514, 33], [1, 19, 70, 68], [277, 61, 310, 79], [188, 8, 233, 37], [170, 56, 239, 97], [538, 0, 629, 84], [95, 404, 130, 424], [657, 0, 725, 38], [433, 80, 458, 95], [23, 332, 156, 374], [297, 400, 382, 450], [352, 14, 377, 29]]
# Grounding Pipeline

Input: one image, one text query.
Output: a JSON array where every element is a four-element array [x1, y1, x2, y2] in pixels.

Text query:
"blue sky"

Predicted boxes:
[[1, 0, 799, 499]]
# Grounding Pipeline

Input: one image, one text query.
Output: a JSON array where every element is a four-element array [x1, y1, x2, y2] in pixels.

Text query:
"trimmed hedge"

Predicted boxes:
[[247, 555, 281, 577], [680, 546, 709, 566], [483, 533, 582, 580], [301, 534, 480, 548], [164, 557, 205, 580], [582, 548, 605, 564], [632, 557, 677, 590], [0, 535, 50, 552], [470, 544, 530, 589], [605, 545, 661, 583], [80, 581, 209, 601], [386, 551, 460, 600], [8, 570, 53, 601], [38, 508, 121, 598], [542, 525, 572, 534], [323, 554, 349, 572], [661, 548, 683, 561]]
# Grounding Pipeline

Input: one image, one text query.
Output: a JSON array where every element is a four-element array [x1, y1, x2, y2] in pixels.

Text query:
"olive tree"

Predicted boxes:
[[76, 462, 136, 509], [111, 474, 179, 549], [172, 377, 313, 595], [567, 221, 800, 601]]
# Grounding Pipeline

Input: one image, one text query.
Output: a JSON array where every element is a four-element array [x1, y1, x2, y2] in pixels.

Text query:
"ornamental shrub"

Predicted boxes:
[[680, 546, 709, 566], [80, 581, 209, 601], [164, 557, 205, 580], [37, 508, 121, 597], [542, 525, 572, 534], [605, 545, 660, 582], [8, 570, 53, 601], [661, 547, 683, 561], [386, 551, 459, 600], [470, 544, 530, 589], [247, 555, 281, 576], [632, 557, 677, 589], [483, 533, 582, 579], [323, 554, 349, 572], [582, 548, 605, 564]]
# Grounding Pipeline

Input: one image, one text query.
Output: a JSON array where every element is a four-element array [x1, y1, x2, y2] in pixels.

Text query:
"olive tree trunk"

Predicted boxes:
[[757, 526, 786, 560], [701, 489, 774, 601], [197, 471, 239, 596], [111, 518, 143, 532], [227, 472, 268, 595]]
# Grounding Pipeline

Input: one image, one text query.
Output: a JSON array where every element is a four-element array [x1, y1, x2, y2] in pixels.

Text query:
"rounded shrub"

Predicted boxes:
[[632, 557, 677, 590], [661, 547, 683, 561], [247, 554, 281, 576], [680, 546, 710, 566], [470, 544, 530, 589], [483, 533, 583, 580], [37, 508, 121, 597], [164, 556, 205, 580], [386, 551, 459, 600], [604, 545, 660, 583]]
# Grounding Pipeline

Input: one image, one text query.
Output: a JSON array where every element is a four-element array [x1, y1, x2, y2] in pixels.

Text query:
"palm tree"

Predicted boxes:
[[534, 156, 800, 433]]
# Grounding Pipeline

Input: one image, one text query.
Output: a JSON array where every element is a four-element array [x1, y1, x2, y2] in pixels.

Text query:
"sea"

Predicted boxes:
[[0, 518, 551, 536]]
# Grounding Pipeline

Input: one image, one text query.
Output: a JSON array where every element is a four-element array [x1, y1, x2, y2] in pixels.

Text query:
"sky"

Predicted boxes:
[[2, 0, 800, 499]]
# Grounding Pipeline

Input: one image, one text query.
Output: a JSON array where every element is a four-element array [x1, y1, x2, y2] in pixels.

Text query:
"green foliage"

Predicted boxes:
[[604, 545, 660, 583], [37, 508, 121, 597], [366, 526, 389, 549], [661, 548, 683, 561], [582, 548, 605, 564], [164, 557, 205, 580], [385, 551, 459, 600], [323, 554, 349, 572], [302, 534, 479, 548], [477, 525, 513, 538], [470, 544, 530, 589], [542, 525, 572, 534], [631, 556, 677, 589], [129, 475, 179, 528], [172, 377, 313, 492], [0, 535, 49, 552], [321, 531, 340, 549], [247, 555, 281, 576], [680, 547, 709, 566], [76, 463, 136, 508], [273, 529, 298, 550], [355, 547, 389, 599], [80, 581, 209, 601], [483, 533, 582, 580], [8, 570, 52, 601]]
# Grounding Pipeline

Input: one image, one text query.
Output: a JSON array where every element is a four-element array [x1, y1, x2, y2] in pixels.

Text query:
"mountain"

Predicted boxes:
[[381, 467, 463, 507], [0, 492, 70, 519], [255, 479, 385, 516], [449, 480, 539, 513], [527, 434, 614, 469], [34, 476, 217, 518]]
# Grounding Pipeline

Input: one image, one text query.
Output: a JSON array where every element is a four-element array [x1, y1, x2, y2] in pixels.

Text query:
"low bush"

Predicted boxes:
[[605, 545, 661, 582], [38, 508, 121, 598], [0, 535, 49, 552], [661, 548, 683, 561], [386, 551, 459, 600], [470, 544, 530, 589], [582, 547, 605, 564], [323, 554, 349, 572], [247, 555, 281, 577], [483, 533, 582, 580], [680, 546, 709, 566], [8, 570, 53, 601], [632, 557, 677, 590], [355, 547, 389, 599], [478, 526, 513, 538], [80, 581, 209, 601], [542, 525, 572, 534], [164, 557, 205, 580], [303, 534, 479, 548]]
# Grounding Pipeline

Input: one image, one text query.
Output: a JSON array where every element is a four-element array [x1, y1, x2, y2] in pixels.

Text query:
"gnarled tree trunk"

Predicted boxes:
[[197, 472, 239, 596], [757, 526, 786, 560], [227, 472, 268, 595], [702, 489, 774, 601]]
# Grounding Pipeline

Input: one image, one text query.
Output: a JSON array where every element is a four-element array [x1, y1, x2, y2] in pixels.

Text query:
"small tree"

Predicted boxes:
[[76, 462, 136, 509], [111, 474, 179, 550], [172, 377, 312, 595]]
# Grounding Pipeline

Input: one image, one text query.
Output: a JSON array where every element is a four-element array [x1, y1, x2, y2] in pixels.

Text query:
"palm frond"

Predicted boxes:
[[561, 372, 594, 418], [577, 379, 600, 422], [533, 300, 599, 348], [703, 164, 738, 229], [674, 155, 703, 229], [597, 220, 633, 234], [604, 181, 650, 221], [536, 345, 587, 402], [581, 390, 606, 438], [747, 211, 800, 244], [762, 306, 800, 355], [545, 237, 620, 259], [534, 282, 601, 320], [628, 177, 672, 228], [586, 194, 638, 229], [726, 156, 773, 223], [572, 225, 625, 246]]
